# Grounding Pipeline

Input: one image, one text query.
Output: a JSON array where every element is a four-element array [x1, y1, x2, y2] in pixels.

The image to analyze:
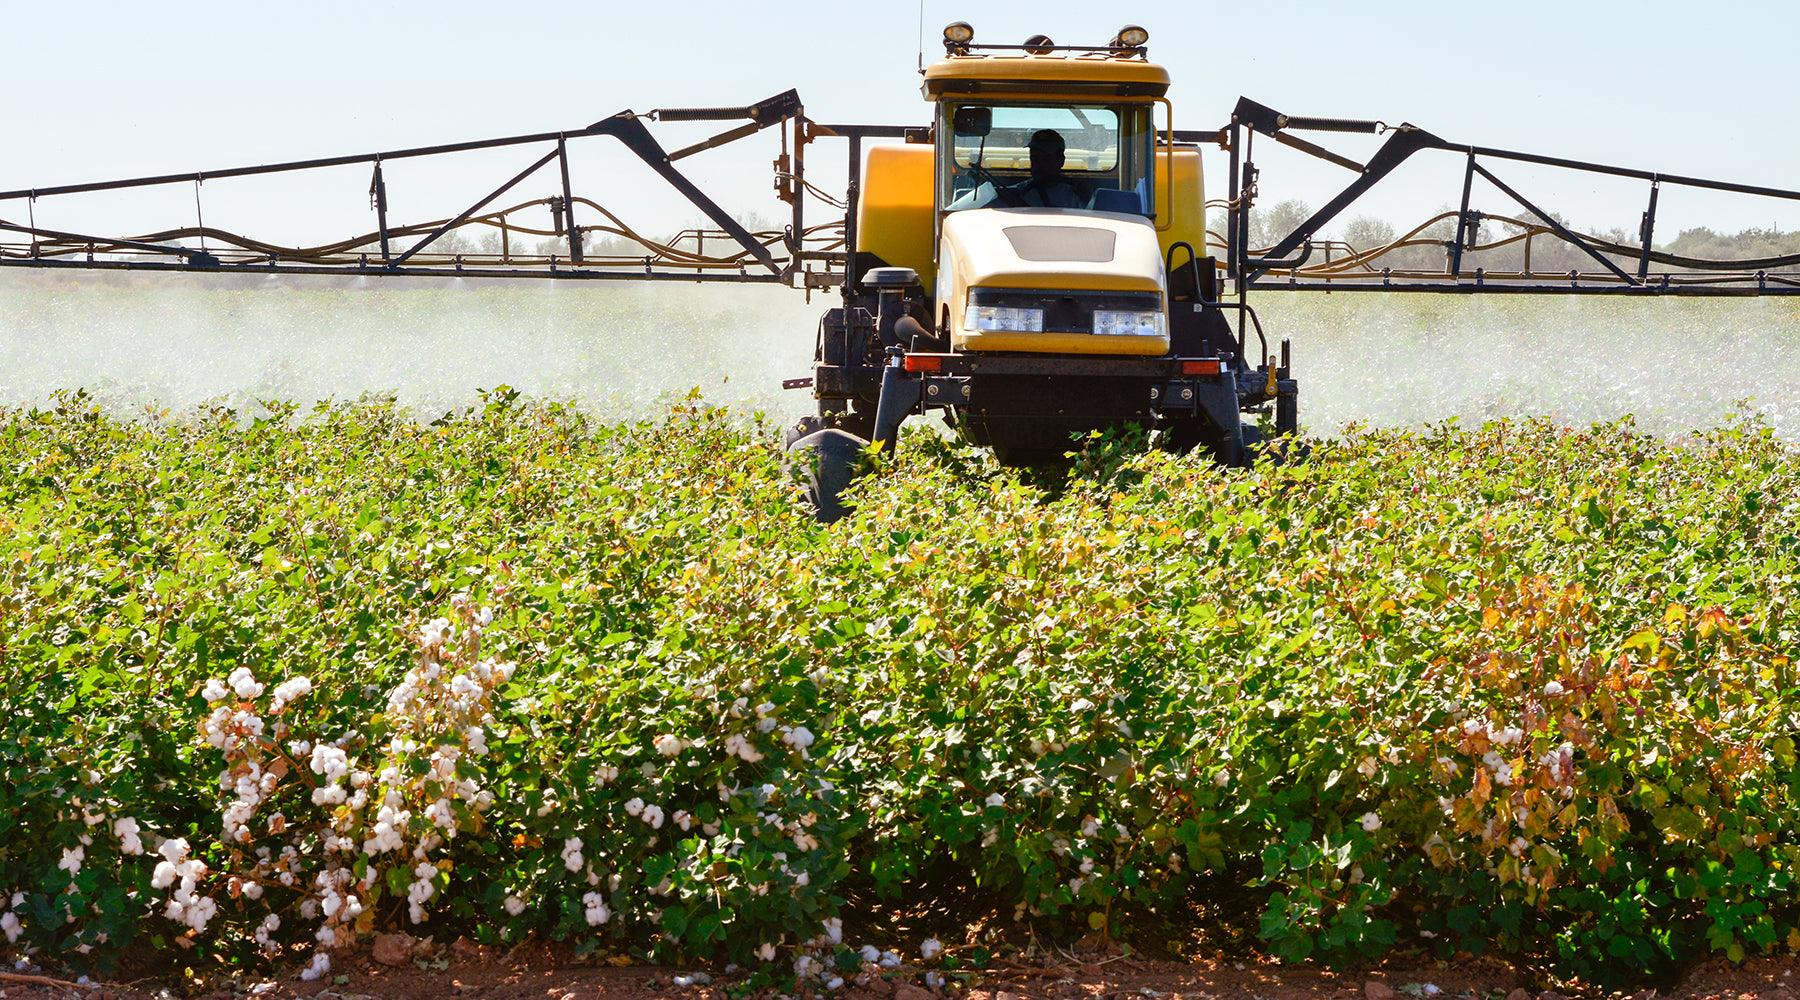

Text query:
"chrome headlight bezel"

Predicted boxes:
[[963, 304, 1046, 333], [1091, 308, 1166, 337]]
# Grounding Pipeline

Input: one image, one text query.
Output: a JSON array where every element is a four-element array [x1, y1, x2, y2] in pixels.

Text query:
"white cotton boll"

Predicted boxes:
[[582, 892, 611, 926], [756, 716, 779, 734], [58, 847, 84, 874], [783, 726, 815, 750], [624, 798, 645, 818], [202, 678, 230, 703], [920, 937, 943, 961], [1, 911, 20, 943], [158, 837, 190, 864], [822, 916, 842, 945], [1494, 726, 1523, 746], [1544, 680, 1566, 697], [476, 607, 494, 627], [270, 676, 312, 711], [1070, 698, 1095, 712], [309, 745, 349, 781], [426, 799, 455, 832], [464, 727, 488, 757], [1081, 816, 1100, 838], [859, 944, 881, 964], [757, 942, 777, 962], [242, 881, 264, 901], [926, 972, 945, 990], [879, 950, 901, 969], [1360, 812, 1383, 832], [641, 805, 665, 830], [113, 817, 143, 855], [504, 895, 526, 916], [229, 667, 265, 700], [185, 895, 218, 932], [561, 838, 585, 873], [311, 784, 346, 806], [299, 952, 331, 981], [152, 861, 178, 889], [673, 810, 693, 832], [793, 832, 820, 852], [794, 871, 810, 887], [724, 734, 764, 763], [985, 792, 1005, 808], [654, 733, 685, 757]]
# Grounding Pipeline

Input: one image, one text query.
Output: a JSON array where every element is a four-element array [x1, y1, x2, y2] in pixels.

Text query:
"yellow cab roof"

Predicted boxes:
[[922, 53, 1171, 100]]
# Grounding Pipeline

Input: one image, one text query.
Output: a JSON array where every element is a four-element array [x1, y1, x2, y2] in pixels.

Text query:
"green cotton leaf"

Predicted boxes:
[[660, 904, 689, 938]]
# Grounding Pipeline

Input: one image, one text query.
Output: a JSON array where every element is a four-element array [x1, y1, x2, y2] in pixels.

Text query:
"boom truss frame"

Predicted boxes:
[[1214, 96, 1800, 298], [0, 91, 903, 290], [5, 89, 1798, 308]]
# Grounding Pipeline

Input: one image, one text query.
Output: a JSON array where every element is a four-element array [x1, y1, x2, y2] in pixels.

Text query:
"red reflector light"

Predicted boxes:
[[903, 355, 944, 373], [1181, 359, 1222, 376]]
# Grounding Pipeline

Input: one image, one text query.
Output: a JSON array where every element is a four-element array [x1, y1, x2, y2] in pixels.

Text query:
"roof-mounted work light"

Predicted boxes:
[[942, 21, 974, 53], [1111, 25, 1149, 48]]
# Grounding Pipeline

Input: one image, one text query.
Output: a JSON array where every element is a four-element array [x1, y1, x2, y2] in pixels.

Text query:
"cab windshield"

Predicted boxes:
[[939, 102, 1155, 215]]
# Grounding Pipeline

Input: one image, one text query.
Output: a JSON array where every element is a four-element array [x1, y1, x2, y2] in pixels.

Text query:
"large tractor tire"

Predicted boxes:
[[783, 425, 868, 524], [1164, 413, 1254, 467]]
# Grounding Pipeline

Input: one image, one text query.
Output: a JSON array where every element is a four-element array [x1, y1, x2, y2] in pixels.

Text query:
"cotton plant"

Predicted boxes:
[[173, 595, 514, 976], [0, 757, 158, 963]]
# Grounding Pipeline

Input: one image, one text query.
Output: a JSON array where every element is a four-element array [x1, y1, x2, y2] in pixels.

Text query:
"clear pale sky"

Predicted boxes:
[[4, 1, 1797, 247]]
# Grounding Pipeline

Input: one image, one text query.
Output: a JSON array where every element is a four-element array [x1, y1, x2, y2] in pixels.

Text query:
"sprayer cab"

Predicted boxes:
[[790, 22, 1294, 519], [921, 28, 1183, 356]]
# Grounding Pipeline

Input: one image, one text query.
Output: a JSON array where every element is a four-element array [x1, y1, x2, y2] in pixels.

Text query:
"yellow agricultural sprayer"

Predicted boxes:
[[4, 23, 1798, 519]]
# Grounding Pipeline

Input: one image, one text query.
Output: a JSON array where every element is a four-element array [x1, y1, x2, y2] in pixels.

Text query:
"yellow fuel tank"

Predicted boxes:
[[855, 144, 938, 286]]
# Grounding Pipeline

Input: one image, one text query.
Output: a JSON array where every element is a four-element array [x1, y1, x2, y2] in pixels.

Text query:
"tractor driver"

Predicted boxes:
[[951, 128, 1088, 210]]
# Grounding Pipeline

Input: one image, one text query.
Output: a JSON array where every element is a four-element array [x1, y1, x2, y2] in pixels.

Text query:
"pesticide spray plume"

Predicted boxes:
[[3, 271, 1798, 440]]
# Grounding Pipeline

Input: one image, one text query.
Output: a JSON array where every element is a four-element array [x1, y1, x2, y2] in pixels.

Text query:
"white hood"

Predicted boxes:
[[940, 208, 1165, 292]]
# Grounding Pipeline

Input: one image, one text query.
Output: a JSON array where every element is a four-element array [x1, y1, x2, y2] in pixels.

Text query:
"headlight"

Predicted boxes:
[[964, 304, 1045, 332], [1092, 309, 1165, 336]]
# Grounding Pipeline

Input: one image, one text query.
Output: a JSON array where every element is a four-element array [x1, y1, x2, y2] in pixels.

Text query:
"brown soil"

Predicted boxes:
[[6, 947, 1800, 1000]]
